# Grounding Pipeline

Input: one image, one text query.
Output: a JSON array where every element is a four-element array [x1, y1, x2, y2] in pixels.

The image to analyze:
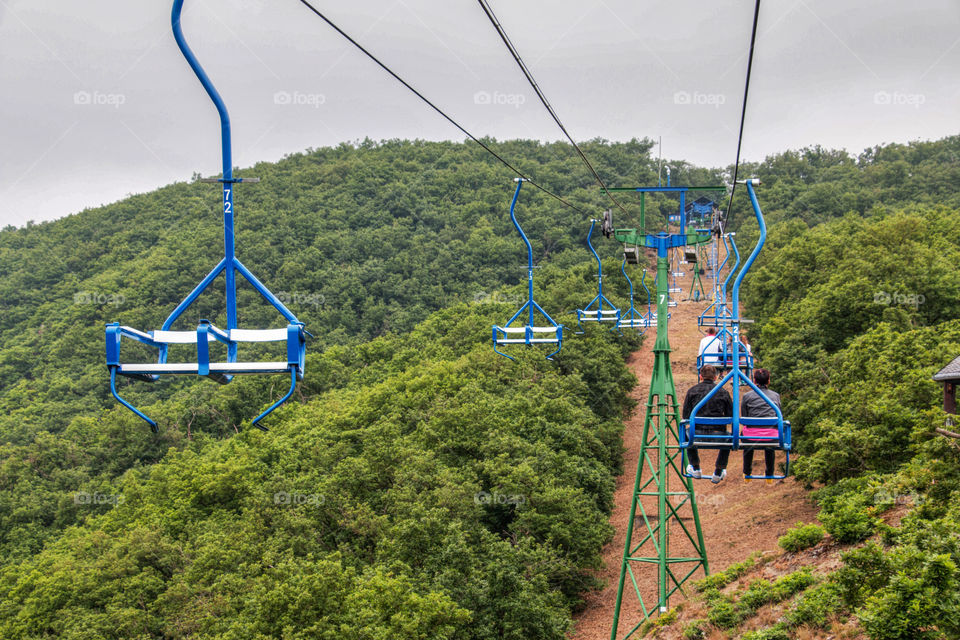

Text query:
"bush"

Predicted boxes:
[[785, 581, 843, 628], [740, 624, 790, 640], [681, 619, 706, 640], [770, 568, 817, 601], [834, 543, 894, 608], [778, 522, 826, 552], [859, 553, 960, 640], [706, 596, 742, 630], [740, 579, 775, 612], [693, 556, 757, 592], [820, 497, 878, 543]]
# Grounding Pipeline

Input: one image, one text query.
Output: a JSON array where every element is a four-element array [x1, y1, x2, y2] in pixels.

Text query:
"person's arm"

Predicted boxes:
[[720, 389, 733, 417], [682, 388, 695, 420], [740, 392, 751, 418]]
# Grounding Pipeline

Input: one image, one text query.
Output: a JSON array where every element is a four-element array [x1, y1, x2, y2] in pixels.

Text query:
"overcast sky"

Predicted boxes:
[[0, 0, 957, 227]]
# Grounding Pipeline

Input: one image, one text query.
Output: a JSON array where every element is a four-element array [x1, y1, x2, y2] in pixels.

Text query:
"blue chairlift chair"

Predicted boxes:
[[576, 218, 622, 332], [679, 180, 791, 480], [492, 179, 563, 360], [105, 0, 307, 432]]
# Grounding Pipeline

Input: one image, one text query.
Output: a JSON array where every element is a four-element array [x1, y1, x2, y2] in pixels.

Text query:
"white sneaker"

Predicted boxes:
[[686, 465, 702, 479], [711, 469, 727, 484]]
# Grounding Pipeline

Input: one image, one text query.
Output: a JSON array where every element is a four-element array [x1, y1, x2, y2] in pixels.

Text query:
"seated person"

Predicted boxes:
[[741, 368, 783, 484], [698, 327, 723, 361], [682, 364, 733, 483]]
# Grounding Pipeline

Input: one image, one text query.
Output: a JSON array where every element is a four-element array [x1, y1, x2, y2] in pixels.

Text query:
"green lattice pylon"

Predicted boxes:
[[688, 244, 707, 302], [610, 249, 708, 640]]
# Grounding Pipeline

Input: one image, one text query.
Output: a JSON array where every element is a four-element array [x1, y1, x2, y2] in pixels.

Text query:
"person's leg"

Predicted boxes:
[[764, 449, 776, 477], [714, 449, 730, 475], [687, 447, 701, 471], [743, 448, 755, 477]]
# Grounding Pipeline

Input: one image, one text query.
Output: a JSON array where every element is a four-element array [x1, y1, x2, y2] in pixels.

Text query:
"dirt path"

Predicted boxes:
[[571, 261, 819, 640]]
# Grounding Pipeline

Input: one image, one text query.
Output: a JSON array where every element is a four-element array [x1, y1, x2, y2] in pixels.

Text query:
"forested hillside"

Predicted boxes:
[[1, 135, 959, 638]]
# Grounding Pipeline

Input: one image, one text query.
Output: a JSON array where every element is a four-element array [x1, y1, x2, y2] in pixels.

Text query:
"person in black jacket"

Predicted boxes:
[[682, 365, 733, 483]]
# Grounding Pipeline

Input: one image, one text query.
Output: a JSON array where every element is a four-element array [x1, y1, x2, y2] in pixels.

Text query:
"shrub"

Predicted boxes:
[[740, 624, 790, 640], [859, 553, 960, 640], [778, 522, 826, 552], [693, 556, 757, 592], [770, 568, 817, 601], [706, 596, 742, 630], [785, 581, 843, 628], [638, 606, 678, 637], [681, 619, 706, 640], [739, 579, 775, 612], [819, 497, 878, 543], [834, 543, 893, 608]]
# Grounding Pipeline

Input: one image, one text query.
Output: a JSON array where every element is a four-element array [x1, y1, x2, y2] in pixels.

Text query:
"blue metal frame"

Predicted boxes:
[[576, 219, 622, 333], [680, 180, 791, 480], [492, 179, 563, 360], [617, 257, 648, 333], [104, 0, 307, 432], [699, 234, 739, 328], [639, 268, 663, 327], [696, 328, 754, 374], [671, 246, 685, 278]]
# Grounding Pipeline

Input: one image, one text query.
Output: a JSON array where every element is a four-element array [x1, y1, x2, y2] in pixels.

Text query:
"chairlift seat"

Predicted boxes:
[[493, 324, 563, 344], [106, 321, 306, 429]]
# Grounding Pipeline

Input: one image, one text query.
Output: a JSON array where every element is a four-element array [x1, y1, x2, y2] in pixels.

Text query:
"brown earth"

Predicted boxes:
[[571, 261, 820, 640]]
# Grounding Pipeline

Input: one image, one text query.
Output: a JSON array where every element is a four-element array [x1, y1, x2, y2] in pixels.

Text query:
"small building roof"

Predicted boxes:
[[934, 355, 960, 382]]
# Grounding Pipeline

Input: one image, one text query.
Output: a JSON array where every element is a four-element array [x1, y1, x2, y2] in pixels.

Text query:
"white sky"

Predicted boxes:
[[0, 0, 957, 226]]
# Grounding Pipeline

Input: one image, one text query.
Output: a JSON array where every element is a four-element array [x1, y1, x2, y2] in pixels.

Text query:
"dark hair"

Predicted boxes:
[[700, 365, 717, 382], [753, 368, 770, 386], [707, 327, 717, 335]]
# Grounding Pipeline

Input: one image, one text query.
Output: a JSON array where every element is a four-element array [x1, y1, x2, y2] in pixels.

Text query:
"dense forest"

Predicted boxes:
[[1, 135, 959, 638]]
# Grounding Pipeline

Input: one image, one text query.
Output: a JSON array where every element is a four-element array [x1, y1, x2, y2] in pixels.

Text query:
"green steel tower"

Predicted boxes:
[[609, 186, 717, 638]]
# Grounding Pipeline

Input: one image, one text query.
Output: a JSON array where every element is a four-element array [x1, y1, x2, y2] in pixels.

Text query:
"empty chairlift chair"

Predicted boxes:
[[576, 217, 622, 332], [492, 179, 563, 360], [105, 0, 307, 432], [617, 257, 649, 333]]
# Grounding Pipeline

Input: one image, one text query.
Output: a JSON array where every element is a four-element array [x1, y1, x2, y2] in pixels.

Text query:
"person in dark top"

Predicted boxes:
[[683, 365, 733, 483], [741, 368, 783, 484]]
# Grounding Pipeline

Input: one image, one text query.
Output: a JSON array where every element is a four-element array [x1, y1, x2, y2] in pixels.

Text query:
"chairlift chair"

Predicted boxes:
[[617, 257, 649, 332], [492, 179, 563, 360], [699, 233, 738, 328], [680, 180, 791, 480], [577, 218, 622, 332], [105, 0, 307, 432]]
